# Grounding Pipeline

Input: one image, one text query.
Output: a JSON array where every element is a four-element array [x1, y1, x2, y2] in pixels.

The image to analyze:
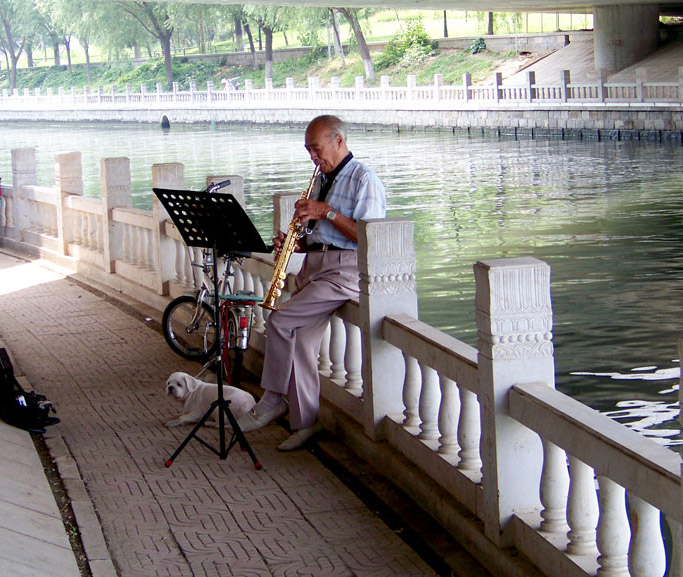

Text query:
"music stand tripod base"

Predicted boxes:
[[154, 187, 269, 469]]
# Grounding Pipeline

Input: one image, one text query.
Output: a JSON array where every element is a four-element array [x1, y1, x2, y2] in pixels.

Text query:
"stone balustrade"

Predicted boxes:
[[0, 148, 680, 577], [3, 68, 683, 108]]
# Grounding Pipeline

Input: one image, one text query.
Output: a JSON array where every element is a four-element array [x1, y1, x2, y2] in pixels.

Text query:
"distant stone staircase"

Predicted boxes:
[[507, 30, 683, 85]]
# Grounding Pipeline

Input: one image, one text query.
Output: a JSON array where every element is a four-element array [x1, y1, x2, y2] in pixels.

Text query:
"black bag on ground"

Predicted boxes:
[[0, 348, 60, 432]]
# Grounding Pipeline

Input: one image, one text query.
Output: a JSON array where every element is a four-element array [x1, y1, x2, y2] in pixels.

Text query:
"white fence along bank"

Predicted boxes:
[[0, 148, 681, 577], [2, 68, 683, 136]]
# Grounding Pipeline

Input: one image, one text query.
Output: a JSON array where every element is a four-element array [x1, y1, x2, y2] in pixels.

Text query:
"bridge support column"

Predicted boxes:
[[593, 4, 659, 75]]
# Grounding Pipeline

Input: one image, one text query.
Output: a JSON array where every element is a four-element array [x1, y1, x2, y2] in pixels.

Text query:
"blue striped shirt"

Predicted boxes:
[[307, 157, 386, 249]]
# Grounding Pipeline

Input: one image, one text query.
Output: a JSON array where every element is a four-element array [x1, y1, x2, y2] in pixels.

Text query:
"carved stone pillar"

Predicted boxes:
[[474, 256, 554, 547], [358, 218, 418, 440], [101, 157, 132, 272], [152, 162, 184, 295], [55, 151, 83, 255], [11, 148, 37, 241]]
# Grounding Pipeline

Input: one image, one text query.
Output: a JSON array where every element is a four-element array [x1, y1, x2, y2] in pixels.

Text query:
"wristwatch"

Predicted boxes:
[[325, 209, 337, 221]]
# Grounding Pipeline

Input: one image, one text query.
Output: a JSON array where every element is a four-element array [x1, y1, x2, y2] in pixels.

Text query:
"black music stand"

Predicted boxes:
[[154, 187, 269, 468]]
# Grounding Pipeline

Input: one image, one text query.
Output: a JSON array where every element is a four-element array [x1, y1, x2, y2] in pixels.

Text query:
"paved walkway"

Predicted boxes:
[[0, 249, 440, 577]]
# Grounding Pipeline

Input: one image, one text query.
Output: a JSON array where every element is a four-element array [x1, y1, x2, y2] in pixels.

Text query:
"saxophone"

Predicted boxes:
[[260, 165, 321, 310]]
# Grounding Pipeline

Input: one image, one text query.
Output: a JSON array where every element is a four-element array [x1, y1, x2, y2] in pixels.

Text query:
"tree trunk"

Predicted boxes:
[[443, 11, 449, 37], [264, 26, 273, 79], [337, 8, 373, 81], [161, 33, 173, 84], [53, 42, 60, 66], [234, 17, 244, 52], [488, 12, 494, 35], [64, 36, 72, 72], [243, 22, 257, 69], [84, 41, 92, 83], [198, 10, 206, 53], [331, 9, 345, 64], [25, 43, 34, 67]]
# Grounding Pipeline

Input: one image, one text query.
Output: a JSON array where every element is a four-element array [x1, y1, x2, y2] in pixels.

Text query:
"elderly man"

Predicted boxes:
[[237, 115, 387, 451]]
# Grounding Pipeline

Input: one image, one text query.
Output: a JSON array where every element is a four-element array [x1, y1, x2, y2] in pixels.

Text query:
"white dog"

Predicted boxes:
[[165, 371, 256, 428]]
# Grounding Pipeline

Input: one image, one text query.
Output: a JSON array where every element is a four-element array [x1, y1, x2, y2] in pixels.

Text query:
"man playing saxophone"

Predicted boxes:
[[237, 114, 386, 451]]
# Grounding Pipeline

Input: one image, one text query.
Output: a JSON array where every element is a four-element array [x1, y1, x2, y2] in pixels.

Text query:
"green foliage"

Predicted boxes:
[[375, 19, 435, 70], [296, 29, 327, 64], [0, 42, 512, 93], [469, 37, 486, 54]]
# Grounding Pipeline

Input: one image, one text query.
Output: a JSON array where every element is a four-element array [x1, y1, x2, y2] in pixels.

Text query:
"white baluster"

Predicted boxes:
[[243, 269, 255, 294], [318, 322, 331, 374], [402, 353, 420, 428], [437, 375, 460, 455], [252, 278, 266, 333], [130, 226, 140, 264], [566, 457, 599, 555], [540, 441, 570, 534], [86, 214, 94, 249], [329, 315, 345, 381], [120, 223, 130, 261], [418, 363, 439, 441], [142, 228, 152, 269], [232, 264, 244, 292], [174, 242, 186, 285], [81, 213, 90, 248], [343, 322, 362, 393], [596, 476, 630, 577], [191, 247, 202, 288], [95, 216, 103, 251], [49, 205, 58, 236], [457, 387, 482, 473], [628, 495, 666, 577]]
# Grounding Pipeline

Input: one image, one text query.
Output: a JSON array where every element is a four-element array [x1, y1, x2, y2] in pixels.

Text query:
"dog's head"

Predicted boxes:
[[166, 372, 199, 401]]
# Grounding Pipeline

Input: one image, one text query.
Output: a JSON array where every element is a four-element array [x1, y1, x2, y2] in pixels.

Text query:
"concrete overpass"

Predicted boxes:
[[140, 0, 683, 86]]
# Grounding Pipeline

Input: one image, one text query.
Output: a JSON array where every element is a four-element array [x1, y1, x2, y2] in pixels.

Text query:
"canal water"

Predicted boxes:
[[1, 121, 681, 446]]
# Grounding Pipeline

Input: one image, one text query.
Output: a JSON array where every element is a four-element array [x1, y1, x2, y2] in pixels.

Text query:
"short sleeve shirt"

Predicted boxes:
[[307, 157, 386, 249]]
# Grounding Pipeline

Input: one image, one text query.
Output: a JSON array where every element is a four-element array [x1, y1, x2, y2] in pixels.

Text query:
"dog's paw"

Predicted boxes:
[[166, 418, 183, 428]]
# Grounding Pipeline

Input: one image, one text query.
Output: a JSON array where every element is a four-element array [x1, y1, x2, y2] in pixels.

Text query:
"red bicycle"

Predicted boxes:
[[161, 249, 260, 387]]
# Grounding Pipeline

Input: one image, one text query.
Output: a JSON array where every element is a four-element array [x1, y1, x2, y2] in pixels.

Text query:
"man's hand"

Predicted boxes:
[[294, 199, 328, 222], [272, 230, 306, 255]]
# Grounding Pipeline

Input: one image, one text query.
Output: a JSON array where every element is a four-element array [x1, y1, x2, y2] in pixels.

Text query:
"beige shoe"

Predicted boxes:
[[277, 421, 323, 451], [236, 399, 288, 433]]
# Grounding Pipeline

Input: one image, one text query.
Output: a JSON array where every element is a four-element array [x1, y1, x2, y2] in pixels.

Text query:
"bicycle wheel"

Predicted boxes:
[[223, 309, 244, 387], [162, 295, 217, 361]]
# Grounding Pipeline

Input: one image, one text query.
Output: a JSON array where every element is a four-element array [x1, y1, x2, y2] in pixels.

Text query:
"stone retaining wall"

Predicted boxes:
[[1, 104, 681, 142]]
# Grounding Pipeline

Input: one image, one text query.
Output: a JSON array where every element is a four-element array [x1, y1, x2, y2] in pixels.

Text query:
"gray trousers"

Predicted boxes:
[[260, 250, 359, 430]]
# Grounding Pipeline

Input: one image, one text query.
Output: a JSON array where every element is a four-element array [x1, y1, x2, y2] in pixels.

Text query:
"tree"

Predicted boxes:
[[336, 8, 375, 81], [244, 5, 294, 79], [116, 1, 174, 84], [0, 0, 37, 90]]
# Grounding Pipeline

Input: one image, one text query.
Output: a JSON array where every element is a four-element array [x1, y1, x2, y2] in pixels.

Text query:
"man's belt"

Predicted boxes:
[[307, 243, 352, 252]]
